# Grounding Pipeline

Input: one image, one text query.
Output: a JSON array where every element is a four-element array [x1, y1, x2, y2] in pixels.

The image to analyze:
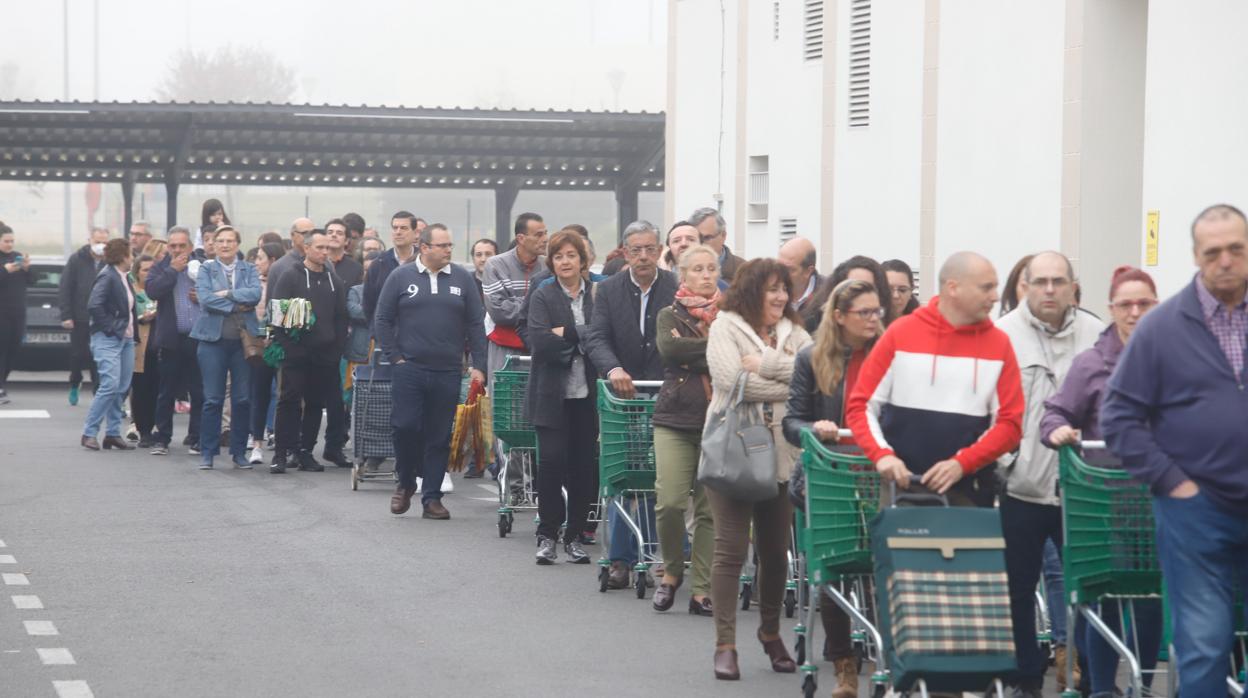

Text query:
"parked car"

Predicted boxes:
[[15, 257, 72, 371]]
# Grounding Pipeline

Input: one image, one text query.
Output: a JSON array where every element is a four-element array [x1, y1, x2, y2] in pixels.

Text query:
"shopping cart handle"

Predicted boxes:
[[1081, 440, 1107, 450]]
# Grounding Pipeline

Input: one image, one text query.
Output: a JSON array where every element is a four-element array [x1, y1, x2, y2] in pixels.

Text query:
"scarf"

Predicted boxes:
[[675, 284, 721, 326]]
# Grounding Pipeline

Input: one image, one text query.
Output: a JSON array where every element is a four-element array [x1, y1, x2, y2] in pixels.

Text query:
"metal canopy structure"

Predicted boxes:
[[0, 101, 665, 243]]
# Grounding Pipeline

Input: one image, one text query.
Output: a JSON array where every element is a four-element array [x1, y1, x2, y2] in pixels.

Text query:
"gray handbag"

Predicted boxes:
[[697, 371, 778, 502]]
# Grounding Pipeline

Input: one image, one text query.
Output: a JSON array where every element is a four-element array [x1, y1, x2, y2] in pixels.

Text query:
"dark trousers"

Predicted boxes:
[[249, 360, 277, 442], [390, 364, 460, 503], [129, 347, 160, 439], [275, 358, 339, 455], [1001, 495, 1064, 690], [154, 334, 202, 447], [0, 307, 25, 390], [322, 360, 347, 455], [69, 321, 99, 389], [535, 397, 599, 543]]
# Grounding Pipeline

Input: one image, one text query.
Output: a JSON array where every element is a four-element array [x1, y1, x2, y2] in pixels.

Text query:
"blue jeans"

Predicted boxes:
[[1085, 598, 1163, 693], [608, 494, 657, 566], [1043, 538, 1067, 645], [82, 333, 134, 439], [1154, 491, 1248, 698], [390, 364, 459, 504], [197, 338, 251, 459]]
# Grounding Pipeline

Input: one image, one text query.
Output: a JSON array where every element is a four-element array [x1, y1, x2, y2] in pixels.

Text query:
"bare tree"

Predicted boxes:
[[155, 45, 297, 103]]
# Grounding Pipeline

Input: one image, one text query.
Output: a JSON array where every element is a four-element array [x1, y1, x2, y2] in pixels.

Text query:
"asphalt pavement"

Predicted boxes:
[[1, 378, 842, 698]]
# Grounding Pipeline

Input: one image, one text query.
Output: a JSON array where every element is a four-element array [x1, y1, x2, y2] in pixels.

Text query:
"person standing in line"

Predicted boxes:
[[375, 224, 486, 519], [126, 255, 159, 446], [360, 236, 386, 259], [362, 211, 419, 326], [583, 221, 678, 590], [128, 221, 153, 258], [782, 278, 883, 698], [325, 218, 364, 288], [198, 198, 230, 250], [777, 236, 831, 332], [1102, 204, 1248, 698], [469, 238, 499, 302], [190, 226, 261, 471], [527, 231, 599, 563], [826, 256, 898, 328], [995, 251, 1104, 697], [689, 207, 745, 283], [844, 251, 1023, 505], [259, 218, 316, 457], [270, 230, 348, 474], [341, 212, 366, 259], [146, 228, 205, 456], [703, 258, 812, 682], [1041, 266, 1163, 698], [881, 259, 920, 318], [59, 226, 109, 405], [650, 244, 721, 615], [1000, 255, 1035, 317], [246, 242, 286, 466], [0, 223, 32, 405], [321, 217, 361, 469], [659, 220, 698, 271], [482, 212, 547, 499], [80, 239, 137, 451]]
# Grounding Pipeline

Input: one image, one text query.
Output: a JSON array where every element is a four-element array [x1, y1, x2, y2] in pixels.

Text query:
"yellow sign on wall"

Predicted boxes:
[[1145, 210, 1160, 266]]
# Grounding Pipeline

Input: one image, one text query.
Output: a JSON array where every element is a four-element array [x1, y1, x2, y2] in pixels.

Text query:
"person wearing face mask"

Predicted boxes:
[[781, 278, 882, 697], [59, 226, 110, 405]]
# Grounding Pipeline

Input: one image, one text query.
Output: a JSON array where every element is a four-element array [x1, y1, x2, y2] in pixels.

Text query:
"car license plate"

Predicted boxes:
[[25, 332, 71, 344]]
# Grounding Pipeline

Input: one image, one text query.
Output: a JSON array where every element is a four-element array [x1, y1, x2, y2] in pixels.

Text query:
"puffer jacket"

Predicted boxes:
[[704, 310, 812, 483], [996, 302, 1104, 505], [652, 303, 712, 432]]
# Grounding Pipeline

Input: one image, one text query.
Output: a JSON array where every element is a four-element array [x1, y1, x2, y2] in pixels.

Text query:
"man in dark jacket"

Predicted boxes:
[[1102, 204, 1248, 698], [145, 227, 204, 456], [362, 211, 419, 327], [58, 226, 109, 404], [584, 220, 678, 589], [777, 236, 830, 332], [690, 207, 746, 283], [270, 231, 348, 473]]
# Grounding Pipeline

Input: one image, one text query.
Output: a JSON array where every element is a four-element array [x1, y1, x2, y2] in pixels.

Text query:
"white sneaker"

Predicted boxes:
[[441, 472, 454, 493], [248, 446, 264, 465]]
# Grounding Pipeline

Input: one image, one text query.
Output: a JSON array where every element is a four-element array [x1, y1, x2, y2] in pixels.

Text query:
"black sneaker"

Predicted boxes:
[[296, 451, 324, 472], [182, 435, 196, 446], [188, 444, 201, 455], [535, 537, 558, 565], [270, 451, 288, 474], [323, 450, 352, 469], [137, 437, 154, 449], [563, 540, 591, 564], [150, 444, 169, 456]]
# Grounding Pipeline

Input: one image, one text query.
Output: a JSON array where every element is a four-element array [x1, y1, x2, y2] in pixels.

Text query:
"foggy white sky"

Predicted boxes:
[[1, 0, 667, 111]]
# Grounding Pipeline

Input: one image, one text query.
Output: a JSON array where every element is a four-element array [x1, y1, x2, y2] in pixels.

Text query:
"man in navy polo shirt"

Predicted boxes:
[[374, 224, 487, 520], [1103, 203, 1248, 698]]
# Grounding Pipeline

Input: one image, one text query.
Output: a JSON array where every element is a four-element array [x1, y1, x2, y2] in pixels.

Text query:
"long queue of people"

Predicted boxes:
[[1, 200, 1244, 697]]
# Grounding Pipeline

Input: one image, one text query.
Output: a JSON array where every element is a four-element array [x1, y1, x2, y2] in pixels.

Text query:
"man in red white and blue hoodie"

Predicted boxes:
[[846, 251, 1024, 508]]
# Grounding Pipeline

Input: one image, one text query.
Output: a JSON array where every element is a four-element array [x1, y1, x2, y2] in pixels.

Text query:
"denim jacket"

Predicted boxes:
[[190, 259, 262, 342]]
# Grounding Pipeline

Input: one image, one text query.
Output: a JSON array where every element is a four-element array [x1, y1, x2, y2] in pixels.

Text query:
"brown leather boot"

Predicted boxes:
[[831, 656, 859, 698], [713, 647, 740, 680], [390, 485, 414, 515]]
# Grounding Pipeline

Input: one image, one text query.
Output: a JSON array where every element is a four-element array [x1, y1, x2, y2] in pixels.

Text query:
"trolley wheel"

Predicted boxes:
[[802, 674, 817, 698], [740, 582, 752, 611], [784, 588, 797, 618], [635, 571, 647, 599], [795, 634, 806, 666], [598, 566, 610, 593], [497, 514, 509, 538], [350, 466, 360, 491]]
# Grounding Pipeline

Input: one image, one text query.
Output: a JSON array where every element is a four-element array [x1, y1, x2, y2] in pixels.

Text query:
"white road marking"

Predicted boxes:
[[0, 539, 6, 547], [469, 496, 499, 502], [24, 620, 58, 636], [12, 595, 43, 609], [0, 410, 51, 419], [53, 680, 94, 698], [37, 648, 76, 665], [0, 554, 15, 563], [476, 484, 498, 493], [3, 572, 30, 585]]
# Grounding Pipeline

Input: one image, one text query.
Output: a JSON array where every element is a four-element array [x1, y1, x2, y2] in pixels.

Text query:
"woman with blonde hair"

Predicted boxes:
[[781, 278, 883, 698]]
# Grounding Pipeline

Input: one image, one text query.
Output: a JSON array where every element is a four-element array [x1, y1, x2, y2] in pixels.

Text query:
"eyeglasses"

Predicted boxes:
[[890, 285, 912, 297], [848, 307, 885, 321], [1111, 299, 1157, 312], [627, 245, 659, 257]]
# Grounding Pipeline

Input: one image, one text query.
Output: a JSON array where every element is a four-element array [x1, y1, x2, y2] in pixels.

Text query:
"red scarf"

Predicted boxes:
[[675, 285, 721, 326]]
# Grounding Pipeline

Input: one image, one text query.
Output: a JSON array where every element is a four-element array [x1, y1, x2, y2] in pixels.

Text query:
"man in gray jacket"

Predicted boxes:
[[996, 251, 1103, 697]]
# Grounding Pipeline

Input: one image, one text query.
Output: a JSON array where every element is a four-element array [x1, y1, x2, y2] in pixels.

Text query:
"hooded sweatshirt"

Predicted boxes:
[[271, 263, 348, 364], [845, 296, 1024, 494]]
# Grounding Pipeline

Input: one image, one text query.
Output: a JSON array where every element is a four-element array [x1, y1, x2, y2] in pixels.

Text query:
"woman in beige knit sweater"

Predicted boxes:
[[704, 258, 813, 682]]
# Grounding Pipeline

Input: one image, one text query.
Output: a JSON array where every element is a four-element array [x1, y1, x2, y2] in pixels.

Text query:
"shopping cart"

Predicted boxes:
[[595, 379, 662, 599], [796, 428, 889, 698], [1059, 442, 1170, 697], [349, 353, 397, 490], [491, 355, 537, 538]]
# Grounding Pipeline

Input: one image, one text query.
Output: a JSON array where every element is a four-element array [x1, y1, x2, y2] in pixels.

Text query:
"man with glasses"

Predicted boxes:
[[995, 251, 1104, 697], [777, 236, 831, 332], [585, 221, 678, 590], [375, 224, 486, 519], [689, 207, 745, 283]]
